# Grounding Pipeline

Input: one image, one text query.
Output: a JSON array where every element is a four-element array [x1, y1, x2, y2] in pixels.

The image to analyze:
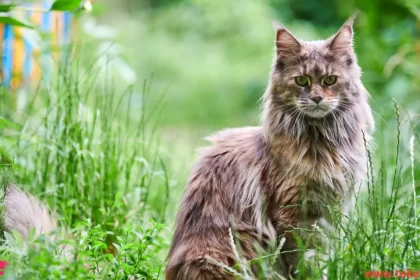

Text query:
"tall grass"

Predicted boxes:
[[0, 55, 169, 278], [323, 102, 419, 279]]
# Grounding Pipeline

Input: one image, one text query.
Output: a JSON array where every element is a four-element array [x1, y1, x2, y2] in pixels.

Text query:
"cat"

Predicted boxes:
[[165, 14, 374, 280]]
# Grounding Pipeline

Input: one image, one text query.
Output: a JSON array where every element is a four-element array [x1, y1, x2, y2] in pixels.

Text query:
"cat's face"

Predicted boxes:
[[271, 16, 360, 119]]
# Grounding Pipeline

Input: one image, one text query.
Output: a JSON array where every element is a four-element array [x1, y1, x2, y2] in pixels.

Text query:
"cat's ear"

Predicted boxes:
[[327, 13, 358, 51], [273, 21, 301, 55]]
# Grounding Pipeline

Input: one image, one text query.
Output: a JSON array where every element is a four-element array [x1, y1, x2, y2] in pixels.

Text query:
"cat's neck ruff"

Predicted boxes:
[[264, 105, 368, 199]]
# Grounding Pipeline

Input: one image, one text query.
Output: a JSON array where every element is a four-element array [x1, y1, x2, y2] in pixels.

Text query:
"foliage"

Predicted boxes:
[[50, 0, 82, 12], [0, 51, 170, 278], [0, 1, 87, 28], [0, 219, 165, 279]]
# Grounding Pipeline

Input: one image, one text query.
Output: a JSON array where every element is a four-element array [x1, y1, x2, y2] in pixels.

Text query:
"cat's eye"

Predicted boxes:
[[324, 75, 337, 86], [295, 76, 308, 86]]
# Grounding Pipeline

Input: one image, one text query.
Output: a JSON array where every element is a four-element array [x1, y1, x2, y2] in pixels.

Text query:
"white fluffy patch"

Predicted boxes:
[[3, 185, 74, 262], [3, 185, 58, 239]]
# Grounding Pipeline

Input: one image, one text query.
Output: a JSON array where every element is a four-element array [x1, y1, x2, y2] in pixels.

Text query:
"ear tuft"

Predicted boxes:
[[344, 11, 359, 27], [273, 21, 301, 54], [328, 12, 358, 51]]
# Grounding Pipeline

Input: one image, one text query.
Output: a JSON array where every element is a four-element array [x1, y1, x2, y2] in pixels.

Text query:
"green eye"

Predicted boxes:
[[324, 75, 337, 86], [295, 76, 308, 86]]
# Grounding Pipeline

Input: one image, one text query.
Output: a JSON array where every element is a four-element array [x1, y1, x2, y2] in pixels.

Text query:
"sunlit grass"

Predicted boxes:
[[0, 57, 170, 278]]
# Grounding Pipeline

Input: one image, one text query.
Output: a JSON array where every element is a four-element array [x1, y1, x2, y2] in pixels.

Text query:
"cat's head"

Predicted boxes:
[[267, 14, 362, 119]]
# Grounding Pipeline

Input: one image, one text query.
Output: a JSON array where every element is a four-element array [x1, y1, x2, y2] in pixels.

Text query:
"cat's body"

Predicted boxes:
[[166, 15, 374, 280]]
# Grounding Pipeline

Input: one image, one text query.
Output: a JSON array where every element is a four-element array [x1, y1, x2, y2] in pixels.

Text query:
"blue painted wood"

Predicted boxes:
[[1, 0, 74, 89], [2, 24, 14, 88]]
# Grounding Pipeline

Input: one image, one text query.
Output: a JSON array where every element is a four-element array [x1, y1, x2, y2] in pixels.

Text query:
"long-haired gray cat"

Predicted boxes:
[[166, 14, 374, 279]]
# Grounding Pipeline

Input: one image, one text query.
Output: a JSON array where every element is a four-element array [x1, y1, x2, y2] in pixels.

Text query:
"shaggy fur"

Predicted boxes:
[[166, 15, 374, 280]]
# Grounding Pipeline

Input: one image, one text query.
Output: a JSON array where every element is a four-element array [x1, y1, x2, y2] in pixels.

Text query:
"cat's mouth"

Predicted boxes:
[[302, 105, 331, 118], [295, 98, 339, 118]]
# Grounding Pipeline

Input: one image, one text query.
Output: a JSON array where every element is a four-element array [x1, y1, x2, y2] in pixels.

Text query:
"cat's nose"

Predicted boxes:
[[310, 95, 323, 104]]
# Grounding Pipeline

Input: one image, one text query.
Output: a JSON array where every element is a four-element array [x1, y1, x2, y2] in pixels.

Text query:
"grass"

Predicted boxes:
[[0, 59, 171, 278]]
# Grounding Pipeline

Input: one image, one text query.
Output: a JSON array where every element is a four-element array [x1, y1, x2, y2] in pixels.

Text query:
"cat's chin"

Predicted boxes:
[[303, 108, 331, 118]]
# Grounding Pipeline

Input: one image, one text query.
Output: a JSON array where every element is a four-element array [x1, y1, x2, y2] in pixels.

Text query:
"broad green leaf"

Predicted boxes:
[[50, 0, 82, 11], [0, 4, 15, 12], [0, 16, 34, 29]]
